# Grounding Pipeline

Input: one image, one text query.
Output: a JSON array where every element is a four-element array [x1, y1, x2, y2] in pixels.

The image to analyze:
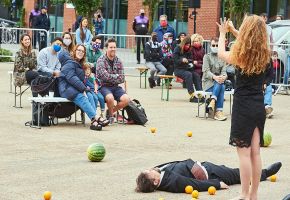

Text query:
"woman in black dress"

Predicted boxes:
[[217, 16, 271, 200]]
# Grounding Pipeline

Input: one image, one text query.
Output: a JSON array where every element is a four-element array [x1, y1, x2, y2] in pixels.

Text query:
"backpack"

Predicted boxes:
[[123, 99, 148, 125], [31, 75, 56, 97]]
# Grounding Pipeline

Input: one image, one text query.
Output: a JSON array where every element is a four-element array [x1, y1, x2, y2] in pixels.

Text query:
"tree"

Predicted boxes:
[[143, 0, 162, 33], [50, 0, 102, 23], [224, 0, 251, 28]]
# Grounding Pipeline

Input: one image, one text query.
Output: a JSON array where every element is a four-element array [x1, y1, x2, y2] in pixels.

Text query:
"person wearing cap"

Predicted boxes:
[[35, 6, 50, 50], [153, 15, 176, 43], [144, 32, 167, 88], [133, 9, 149, 64], [135, 159, 282, 193], [160, 33, 174, 87]]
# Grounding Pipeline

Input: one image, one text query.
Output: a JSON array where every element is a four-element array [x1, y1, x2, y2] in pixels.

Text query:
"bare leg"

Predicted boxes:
[[105, 94, 115, 116], [236, 146, 252, 200], [249, 127, 262, 200], [113, 94, 130, 113]]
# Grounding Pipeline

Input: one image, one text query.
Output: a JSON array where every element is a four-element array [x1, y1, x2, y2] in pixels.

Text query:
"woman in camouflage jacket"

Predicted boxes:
[[13, 34, 37, 86]]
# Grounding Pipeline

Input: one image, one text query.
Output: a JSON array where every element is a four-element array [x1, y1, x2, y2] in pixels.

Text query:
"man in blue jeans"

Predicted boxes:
[[202, 37, 227, 121]]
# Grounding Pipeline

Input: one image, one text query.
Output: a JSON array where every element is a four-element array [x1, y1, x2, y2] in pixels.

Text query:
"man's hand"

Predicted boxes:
[[193, 60, 198, 65], [220, 181, 229, 189], [182, 58, 188, 63], [213, 75, 224, 84]]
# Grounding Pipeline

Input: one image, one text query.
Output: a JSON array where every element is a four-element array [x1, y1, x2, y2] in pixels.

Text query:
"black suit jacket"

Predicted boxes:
[[156, 159, 221, 193]]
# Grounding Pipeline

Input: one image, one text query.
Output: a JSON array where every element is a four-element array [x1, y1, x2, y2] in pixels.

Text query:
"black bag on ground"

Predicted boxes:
[[124, 99, 148, 125], [31, 75, 56, 97], [50, 102, 78, 118], [31, 102, 52, 126]]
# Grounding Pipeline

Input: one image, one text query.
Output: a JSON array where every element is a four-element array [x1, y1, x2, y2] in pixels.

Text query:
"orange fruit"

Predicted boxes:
[[150, 127, 156, 133], [208, 186, 216, 195], [43, 191, 52, 200], [270, 175, 277, 182], [191, 190, 199, 198], [187, 131, 193, 137], [185, 185, 193, 194]]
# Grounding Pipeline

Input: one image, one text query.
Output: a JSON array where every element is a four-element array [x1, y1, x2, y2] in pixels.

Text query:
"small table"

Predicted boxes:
[[28, 97, 83, 129], [136, 67, 149, 89], [158, 75, 176, 101]]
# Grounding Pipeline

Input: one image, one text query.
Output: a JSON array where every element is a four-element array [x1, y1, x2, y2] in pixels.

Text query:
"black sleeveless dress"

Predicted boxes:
[[229, 69, 266, 148]]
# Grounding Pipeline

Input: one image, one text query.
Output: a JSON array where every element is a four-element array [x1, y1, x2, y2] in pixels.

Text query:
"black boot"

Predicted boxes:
[[148, 77, 156, 88]]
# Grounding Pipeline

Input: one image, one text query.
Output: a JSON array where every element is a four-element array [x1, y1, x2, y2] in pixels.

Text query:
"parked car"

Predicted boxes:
[[269, 20, 290, 66]]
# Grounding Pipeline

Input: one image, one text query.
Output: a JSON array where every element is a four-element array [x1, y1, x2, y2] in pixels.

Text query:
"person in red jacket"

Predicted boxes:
[[191, 34, 205, 78]]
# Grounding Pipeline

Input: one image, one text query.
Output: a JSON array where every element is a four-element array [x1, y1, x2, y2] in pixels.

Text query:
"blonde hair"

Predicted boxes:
[[231, 15, 270, 75], [191, 33, 204, 44]]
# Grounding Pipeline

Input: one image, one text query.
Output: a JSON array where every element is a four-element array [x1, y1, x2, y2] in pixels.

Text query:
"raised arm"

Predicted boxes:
[[216, 18, 234, 65]]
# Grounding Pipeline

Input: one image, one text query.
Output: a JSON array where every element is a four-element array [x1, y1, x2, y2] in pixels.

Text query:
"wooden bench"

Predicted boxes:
[[157, 75, 177, 101], [28, 97, 85, 129], [8, 71, 31, 108], [195, 89, 234, 118], [136, 66, 149, 89]]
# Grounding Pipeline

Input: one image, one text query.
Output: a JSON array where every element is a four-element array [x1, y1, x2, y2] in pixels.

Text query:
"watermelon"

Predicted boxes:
[[263, 132, 272, 147], [87, 143, 106, 162]]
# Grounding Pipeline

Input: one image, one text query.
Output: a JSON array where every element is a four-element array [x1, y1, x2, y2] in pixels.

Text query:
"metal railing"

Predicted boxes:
[[0, 26, 49, 58]]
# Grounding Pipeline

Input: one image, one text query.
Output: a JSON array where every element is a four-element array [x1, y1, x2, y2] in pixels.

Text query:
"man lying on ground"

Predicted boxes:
[[135, 159, 282, 193]]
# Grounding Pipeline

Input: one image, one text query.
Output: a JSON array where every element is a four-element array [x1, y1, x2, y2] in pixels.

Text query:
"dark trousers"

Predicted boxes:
[[39, 31, 47, 51], [202, 161, 267, 186], [136, 36, 146, 62], [162, 58, 174, 82], [32, 30, 38, 49], [174, 68, 202, 94]]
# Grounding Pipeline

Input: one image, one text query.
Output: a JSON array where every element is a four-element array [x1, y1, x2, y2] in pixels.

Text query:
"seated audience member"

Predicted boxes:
[[37, 37, 63, 77], [271, 51, 284, 84], [160, 32, 174, 88], [173, 36, 203, 103], [135, 159, 282, 193], [191, 33, 205, 78], [58, 45, 109, 130], [145, 32, 167, 88], [202, 37, 227, 121], [62, 32, 75, 55], [14, 34, 37, 86], [83, 63, 106, 118], [86, 35, 103, 74], [172, 32, 186, 50], [264, 62, 274, 118], [96, 38, 130, 124]]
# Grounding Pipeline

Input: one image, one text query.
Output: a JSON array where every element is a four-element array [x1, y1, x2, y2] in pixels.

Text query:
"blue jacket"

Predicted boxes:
[[153, 24, 176, 42], [57, 50, 86, 100], [76, 27, 92, 45]]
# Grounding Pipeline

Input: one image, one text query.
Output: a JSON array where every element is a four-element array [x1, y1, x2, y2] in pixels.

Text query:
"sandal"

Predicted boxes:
[[90, 119, 102, 131], [97, 117, 110, 127]]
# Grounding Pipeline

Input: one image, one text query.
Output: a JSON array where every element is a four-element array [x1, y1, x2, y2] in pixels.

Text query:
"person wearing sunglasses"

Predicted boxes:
[[202, 37, 228, 121]]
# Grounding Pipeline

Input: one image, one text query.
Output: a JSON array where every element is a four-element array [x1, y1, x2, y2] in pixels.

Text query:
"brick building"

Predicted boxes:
[[22, 0, 290, 40]]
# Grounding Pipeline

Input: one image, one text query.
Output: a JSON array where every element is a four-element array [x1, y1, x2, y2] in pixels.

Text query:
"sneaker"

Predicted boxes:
[[214, 111, 227, 121], [207, 99, 216, 118], [148, 77, 156, 88], [265, 106, 273, 118]]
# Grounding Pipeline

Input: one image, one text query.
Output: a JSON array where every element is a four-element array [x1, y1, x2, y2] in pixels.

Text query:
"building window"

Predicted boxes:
[[158, 0, 189, 22]]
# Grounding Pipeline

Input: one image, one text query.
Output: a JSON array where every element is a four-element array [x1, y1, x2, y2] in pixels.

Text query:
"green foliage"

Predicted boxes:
[[0, 48, 13, 62], [143, 0, 162, 33], [69, 0, 102, 18], [17, 7, 26, 27], [0, 0, 11, 7], [224, 0, 251, 28]]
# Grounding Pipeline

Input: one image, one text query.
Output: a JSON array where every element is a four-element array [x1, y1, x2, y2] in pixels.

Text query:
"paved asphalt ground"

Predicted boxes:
[[0, 61, 289, 200]]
